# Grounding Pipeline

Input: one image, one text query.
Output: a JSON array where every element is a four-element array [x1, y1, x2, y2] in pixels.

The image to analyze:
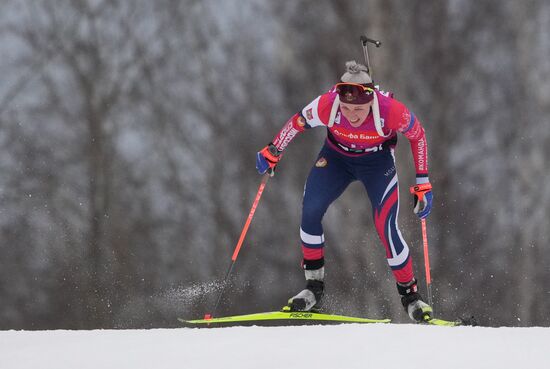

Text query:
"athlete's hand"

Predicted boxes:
[[256, 143, 281, 176], [410, 182, 433, 219]]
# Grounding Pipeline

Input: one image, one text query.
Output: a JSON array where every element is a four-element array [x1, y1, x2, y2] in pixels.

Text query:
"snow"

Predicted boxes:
[[2, 324, 549, 369]]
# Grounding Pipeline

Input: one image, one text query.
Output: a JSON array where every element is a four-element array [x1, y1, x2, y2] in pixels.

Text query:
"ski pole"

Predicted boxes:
[[207, 174, 270, 319], [410, 183, 433, 308], [420, 218, 433, 308]]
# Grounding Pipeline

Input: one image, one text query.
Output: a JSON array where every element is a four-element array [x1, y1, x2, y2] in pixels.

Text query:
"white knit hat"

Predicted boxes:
[[340, 61, 372, 84]]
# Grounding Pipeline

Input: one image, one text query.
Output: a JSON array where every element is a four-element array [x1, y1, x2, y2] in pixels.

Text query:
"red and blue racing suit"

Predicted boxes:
[[271, 87, 429, 284]]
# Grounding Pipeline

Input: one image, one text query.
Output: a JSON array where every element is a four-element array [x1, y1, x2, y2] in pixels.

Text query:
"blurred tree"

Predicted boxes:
[[1, 0, 549, 329]]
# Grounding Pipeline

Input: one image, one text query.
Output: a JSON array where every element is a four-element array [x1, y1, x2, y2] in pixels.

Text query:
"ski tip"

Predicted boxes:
[[177, 318, 194, 325], [178, 315, 216, 325]]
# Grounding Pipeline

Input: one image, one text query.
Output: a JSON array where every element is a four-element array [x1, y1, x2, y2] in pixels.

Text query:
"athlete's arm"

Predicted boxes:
[[387, 100, 429, 181], [271, 91, 336, 152]]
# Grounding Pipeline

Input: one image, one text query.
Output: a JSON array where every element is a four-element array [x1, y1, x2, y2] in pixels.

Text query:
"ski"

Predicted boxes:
[[424, 317, 463, 327], [179, 309, 391, 326], [424, 315, 477, 327], [179, 307, 476, 327]]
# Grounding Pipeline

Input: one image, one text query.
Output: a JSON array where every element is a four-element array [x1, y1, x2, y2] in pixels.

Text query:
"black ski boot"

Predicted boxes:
[[287, 267, 324, 311], [397, 279, 433, 322]]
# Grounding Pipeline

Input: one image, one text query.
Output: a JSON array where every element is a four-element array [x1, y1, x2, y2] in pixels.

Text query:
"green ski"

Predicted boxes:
[[180, 310, 391, 325], [424, 316, 477, 327]]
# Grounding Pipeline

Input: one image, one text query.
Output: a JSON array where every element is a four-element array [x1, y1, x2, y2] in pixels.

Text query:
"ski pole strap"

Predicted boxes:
[[409, 183, 432, 201]]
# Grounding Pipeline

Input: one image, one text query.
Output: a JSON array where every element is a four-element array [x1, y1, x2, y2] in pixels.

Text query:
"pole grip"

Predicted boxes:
[[410, 183, 432, 201]]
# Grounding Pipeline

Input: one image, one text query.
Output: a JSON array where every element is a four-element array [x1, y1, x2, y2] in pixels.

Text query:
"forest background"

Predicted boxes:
[[1, 0, 549, 329]]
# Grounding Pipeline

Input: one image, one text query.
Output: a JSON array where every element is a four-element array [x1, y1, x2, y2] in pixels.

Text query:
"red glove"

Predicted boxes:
[[256, 143, 282, 176], [409, 182, 433, 219]]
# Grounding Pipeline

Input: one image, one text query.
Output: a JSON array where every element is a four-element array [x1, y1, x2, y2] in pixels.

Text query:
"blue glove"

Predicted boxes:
[[410, 183, 433, 219], [256, 143, 281, 176]]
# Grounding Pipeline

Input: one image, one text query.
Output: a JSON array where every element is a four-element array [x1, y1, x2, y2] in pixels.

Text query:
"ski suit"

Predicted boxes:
[[270, 87, 429, 284]]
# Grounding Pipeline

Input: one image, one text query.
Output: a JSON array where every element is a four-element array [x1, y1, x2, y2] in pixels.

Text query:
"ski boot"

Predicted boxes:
[[287, 267, 324, 312], [397, 279, 433, 322]]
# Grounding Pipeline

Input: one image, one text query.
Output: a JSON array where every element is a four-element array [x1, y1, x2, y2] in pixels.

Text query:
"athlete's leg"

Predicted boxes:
[[358, 150, 414, 284], [300, 146, 354, 270], [288, 146, 354, 311]]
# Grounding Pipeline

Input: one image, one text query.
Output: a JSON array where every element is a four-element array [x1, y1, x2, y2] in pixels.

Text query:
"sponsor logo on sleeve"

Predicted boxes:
[[416, 138, 426, 171], [306, 108, 314, 121], [274, 120, 299, 151]]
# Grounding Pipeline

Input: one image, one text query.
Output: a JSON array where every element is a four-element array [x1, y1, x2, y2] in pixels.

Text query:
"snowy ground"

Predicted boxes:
[[2, 323, 549, 369]]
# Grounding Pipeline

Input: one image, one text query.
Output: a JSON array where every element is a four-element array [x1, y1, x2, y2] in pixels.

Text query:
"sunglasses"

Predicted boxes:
[[335, 82, 374, 104]]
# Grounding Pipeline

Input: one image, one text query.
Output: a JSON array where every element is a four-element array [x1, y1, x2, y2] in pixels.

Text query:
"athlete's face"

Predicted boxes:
[[339, 101, 372, 127]]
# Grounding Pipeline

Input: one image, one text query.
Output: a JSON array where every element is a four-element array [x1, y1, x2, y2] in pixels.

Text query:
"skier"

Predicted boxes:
[[256, 61, 434, 322]]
